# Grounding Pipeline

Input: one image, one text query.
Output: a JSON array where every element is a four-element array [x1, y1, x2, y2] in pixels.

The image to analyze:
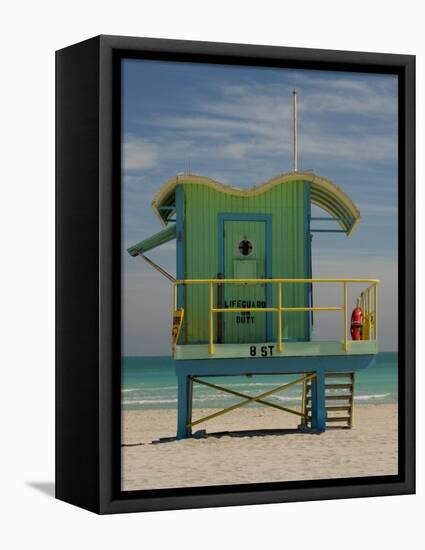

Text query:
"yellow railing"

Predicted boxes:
[[172, 278, 380, 355], [358, 282, 379, 342]]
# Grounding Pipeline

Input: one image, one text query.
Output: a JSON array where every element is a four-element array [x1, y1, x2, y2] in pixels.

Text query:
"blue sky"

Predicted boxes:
[[122, 59, 398, 355]]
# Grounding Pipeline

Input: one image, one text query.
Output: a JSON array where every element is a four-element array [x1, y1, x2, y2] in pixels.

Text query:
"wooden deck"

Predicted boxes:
[[174, 339, 378, 361]]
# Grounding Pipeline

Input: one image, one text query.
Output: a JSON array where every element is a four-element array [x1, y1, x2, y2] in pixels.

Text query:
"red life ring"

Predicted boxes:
[[350, 306, 363, 340]]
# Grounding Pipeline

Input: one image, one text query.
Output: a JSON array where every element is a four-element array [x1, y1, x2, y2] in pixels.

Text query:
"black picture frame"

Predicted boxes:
[[56, 35, 415, 514]]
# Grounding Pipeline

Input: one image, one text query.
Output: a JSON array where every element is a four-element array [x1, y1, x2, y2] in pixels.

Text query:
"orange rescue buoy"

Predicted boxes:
[[350, 306, 363, 340]]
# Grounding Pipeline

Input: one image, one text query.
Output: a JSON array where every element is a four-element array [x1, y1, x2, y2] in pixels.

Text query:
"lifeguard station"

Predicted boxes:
[[128, 91, 379, 439]]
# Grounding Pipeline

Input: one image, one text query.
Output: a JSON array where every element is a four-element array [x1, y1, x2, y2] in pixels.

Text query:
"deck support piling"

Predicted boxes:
[[310, 370, 326, 432], [177, 374, 193, 439]]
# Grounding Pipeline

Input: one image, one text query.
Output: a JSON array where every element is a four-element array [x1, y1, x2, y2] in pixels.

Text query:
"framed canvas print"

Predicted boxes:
[[56, 35, 415, 514]]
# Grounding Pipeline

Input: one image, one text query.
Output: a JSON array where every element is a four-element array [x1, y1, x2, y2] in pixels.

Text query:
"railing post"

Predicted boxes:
[[172, 282, 177, 312], [374, 283, 378, 341], [209, 282, 214, 355], [217, 272, 223, 344], [367, 286, 371, 340], [277, 283, 283, 352], [343, 282, 348, 352]]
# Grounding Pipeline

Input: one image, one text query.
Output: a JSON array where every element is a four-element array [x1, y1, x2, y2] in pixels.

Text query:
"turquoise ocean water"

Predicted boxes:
[[121, 352, 398, 411]]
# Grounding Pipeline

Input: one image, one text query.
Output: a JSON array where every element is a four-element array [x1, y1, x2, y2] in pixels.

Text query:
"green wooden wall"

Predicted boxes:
[[180, 180, 310, 344]]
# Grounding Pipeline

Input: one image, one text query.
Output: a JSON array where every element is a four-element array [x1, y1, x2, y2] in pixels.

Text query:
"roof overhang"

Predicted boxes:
[[152, 172, 360, 236], [127, 224, 176, 256]]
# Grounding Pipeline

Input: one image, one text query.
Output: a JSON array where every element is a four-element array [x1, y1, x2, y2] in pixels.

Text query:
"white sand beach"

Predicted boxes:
[[121, 403, 398, 491]]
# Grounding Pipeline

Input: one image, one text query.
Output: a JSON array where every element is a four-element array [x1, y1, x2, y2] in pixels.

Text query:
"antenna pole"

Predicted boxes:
[[292, 88, 298, 172]]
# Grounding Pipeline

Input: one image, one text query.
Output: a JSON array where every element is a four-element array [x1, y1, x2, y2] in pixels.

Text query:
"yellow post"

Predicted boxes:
[[209, 282, 214, 355], [374, 283, 379, 341], [367, 287, 371, 314], [367, 286, 372, 340], [172, 283, 177, 313], [343, 282, 348, 352], [277, 283, 283, 352]]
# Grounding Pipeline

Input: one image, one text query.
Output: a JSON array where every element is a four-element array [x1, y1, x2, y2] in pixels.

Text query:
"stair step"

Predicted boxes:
[[306, 383, 353, 392], [304, 373, 354, 429], [326, 383, 353, 390], [307, 406, 351, 412], [325, 372, 354, 378], [306, 395, 353, 402], [307, 416, 351, 423]]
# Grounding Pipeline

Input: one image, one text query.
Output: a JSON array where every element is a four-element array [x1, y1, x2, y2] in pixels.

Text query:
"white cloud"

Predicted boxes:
[[123, 138, 159, 171], [136, 75, 397, 169], [300, 127, 396, 162]]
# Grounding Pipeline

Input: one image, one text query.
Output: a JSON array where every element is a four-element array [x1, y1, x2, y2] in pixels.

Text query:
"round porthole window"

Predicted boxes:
[[238, 239, 253, 256]]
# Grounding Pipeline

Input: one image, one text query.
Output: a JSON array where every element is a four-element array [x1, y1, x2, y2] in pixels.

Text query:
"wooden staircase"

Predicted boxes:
[[305, 372, 355, 429]]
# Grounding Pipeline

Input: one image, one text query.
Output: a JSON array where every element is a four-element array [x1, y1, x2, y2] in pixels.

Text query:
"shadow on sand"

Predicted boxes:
[[149, 427, 316, 445], [122, 425, 347, 448]]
